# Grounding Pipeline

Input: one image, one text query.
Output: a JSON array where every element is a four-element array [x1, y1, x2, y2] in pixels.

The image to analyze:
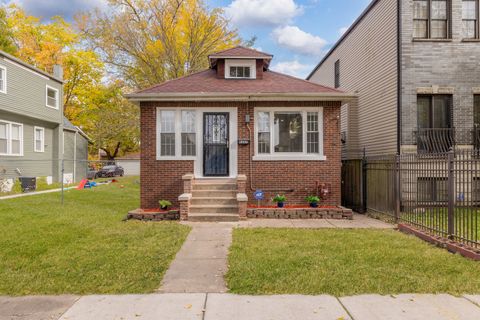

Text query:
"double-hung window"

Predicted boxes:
[[413, 0, 450, 39], [46, 85, 59, 109], [158, 109, 197, 159], [255, 108, 325, 160], [463, 0, 479, 39], [34, 127, 45, 152], [0, 120, 23, 156], [0, 65, 6, 94]]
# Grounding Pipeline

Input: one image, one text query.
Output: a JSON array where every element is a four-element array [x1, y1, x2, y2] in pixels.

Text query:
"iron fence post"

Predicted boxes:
[[361, 148, 367, 213], [395, 154, 400, 223], [447, 148, 455, 239]]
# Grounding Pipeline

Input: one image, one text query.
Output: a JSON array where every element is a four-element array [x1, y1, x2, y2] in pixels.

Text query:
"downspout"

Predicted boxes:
[[397, 0, 402, 154], [246, 97, 294, 193], [73, 131, 77, 182]]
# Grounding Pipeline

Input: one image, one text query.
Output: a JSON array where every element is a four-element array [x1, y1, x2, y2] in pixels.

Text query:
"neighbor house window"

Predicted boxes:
[[157, 108, 197, 159], [181, 110, 196, 156], [255, 108, 324, 160], [413, 0, 450, 39], [46, 85, 59, 109], [0, 65, 6, 94], [417, 95, 453, 153], [463, 0, 479, 39], [418, 177, 448, 203], [0, 120, 23, 156], [34, 127, 45, 152], [475, 95, 480, 126], [334, 60, 340, 88]]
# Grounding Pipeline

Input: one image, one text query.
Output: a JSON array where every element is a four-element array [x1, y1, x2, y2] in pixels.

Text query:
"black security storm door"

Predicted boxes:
[[203, 113, 229, 176]]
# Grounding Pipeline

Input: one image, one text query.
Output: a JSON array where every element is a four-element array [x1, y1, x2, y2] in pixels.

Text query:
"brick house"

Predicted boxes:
[[126, 47, 353, 221]]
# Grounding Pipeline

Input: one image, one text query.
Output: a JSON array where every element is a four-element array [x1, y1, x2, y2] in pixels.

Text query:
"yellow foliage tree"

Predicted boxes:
[[79, 0, 242, 89]]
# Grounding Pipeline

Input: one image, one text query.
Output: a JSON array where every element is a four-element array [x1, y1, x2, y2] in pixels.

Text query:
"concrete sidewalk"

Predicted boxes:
[[2, 293, 480, 320]]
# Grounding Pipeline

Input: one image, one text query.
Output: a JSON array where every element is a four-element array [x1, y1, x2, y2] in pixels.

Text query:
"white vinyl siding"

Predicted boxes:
[[0, 65, 6, 94], [0, 120, 23, 156], [34, 126, 45, 152], [254, 107, 325, 161], [46, 85, 59, 109]]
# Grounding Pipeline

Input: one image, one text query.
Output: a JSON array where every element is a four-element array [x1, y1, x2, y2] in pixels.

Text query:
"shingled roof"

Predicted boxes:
[[208, 46, 273, 59]]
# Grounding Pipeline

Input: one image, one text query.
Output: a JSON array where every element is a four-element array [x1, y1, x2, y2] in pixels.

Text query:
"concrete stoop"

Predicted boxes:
[[189, 179, 240, 222]]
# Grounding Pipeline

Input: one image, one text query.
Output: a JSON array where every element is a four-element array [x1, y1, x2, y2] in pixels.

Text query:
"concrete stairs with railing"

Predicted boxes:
[[188, 179, 240, 222]]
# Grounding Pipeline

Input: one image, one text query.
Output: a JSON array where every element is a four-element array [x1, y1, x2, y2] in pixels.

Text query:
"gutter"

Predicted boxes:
[[397, 0, 402, 154], [125, 92, 357, 103]]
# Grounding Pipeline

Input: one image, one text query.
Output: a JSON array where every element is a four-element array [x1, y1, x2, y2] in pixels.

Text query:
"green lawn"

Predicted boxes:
[[226, 228, 480, 296], [0, 176, 190, 295]]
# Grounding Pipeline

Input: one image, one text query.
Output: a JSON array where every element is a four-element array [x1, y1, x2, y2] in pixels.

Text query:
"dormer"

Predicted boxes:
[[208, 46, 273, 80]]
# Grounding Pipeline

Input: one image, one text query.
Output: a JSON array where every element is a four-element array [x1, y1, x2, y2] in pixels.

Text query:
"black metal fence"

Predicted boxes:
[[342, 149, 480, 249]]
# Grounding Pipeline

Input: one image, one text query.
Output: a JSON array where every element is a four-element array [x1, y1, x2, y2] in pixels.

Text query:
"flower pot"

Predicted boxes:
[[309, 202, 319, 208], [277, 202, 285, 208]]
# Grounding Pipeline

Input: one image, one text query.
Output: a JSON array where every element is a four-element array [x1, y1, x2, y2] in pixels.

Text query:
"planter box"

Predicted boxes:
[[126, 209, 180, 221], [246, 206, 353, 220]]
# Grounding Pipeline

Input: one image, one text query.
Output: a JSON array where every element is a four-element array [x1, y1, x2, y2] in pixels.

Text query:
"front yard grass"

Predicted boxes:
[[226, 228, 480, 296], [0, 176, 190, 295]]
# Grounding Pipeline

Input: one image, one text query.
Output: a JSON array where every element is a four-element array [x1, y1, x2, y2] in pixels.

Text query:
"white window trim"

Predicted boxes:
[[0, 65, 6, 94], [46, 85, 59, 109], [253, 107, 326, 161], [224, 59, 256, 79], [34, 126, 45, 153], [156, 108, 197, 161], [0, 119, 23, 156]]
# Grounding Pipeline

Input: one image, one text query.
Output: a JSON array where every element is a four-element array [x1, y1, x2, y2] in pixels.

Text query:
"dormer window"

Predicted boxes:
[[225, 59, 256, 79], [230, 66, 251, 78]]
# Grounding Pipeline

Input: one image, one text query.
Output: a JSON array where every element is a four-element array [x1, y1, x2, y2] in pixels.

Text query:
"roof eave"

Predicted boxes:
[[125, 92, 357, 103]]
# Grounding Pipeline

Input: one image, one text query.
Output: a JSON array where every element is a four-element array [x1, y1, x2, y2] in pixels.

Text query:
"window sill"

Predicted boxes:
[[156, 156, 197, 161], [462, 38, 480, 42], [252, 155, 327, 161], [46, 105, 59, 110], [412, 38, 453, 43]]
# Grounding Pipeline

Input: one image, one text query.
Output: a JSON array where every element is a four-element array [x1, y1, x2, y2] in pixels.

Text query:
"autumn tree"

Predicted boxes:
[[0, 7, 16, 54], [79, 0, 241, 89], [77, 82, 140, 159]]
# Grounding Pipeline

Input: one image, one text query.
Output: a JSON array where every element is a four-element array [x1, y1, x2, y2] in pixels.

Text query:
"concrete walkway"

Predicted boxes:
[[2, 293, 480, 320], [161, 214, 392, 293]]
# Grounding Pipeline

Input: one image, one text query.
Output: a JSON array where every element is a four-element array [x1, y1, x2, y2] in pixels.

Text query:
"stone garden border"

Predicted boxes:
[[127, 209, 180, 221], [246, 206, 353, 220]]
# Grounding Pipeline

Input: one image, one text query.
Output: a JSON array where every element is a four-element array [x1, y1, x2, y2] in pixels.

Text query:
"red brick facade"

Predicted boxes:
[[140, 100, 341, 209]]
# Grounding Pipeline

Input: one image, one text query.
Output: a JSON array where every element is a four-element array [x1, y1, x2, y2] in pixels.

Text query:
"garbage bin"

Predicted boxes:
[[19, 177, 36, 193]]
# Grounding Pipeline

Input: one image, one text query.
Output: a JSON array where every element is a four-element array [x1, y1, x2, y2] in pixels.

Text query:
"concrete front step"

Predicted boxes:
[[190, 205, 238, 214], [192, 190, 237, 198], [188, 213, 239, 222], [191, 197, 237, 206], [193, 183, 237, 191]]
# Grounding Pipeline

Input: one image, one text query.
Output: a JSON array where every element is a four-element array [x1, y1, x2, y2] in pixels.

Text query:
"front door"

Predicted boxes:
[[203, 113, 229, 176]]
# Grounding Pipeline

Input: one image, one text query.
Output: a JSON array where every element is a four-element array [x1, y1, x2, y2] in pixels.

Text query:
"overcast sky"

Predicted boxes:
[[1, 0, 372, 78]]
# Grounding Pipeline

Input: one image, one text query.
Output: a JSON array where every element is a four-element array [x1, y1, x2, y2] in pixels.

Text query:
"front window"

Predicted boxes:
[[46, 86, 59, 109], [0, 66, 6, 94], [413, 0, 450, 39], [255, 108, 323, 159], [463, 0, 479, 39], [34, 127, 45, 152], [0, 120, 23, 156], [158, 109, 197, 159]]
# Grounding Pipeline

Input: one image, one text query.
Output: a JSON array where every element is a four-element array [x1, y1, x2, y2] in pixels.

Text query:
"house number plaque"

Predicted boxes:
[[238, 139, 250, 145]]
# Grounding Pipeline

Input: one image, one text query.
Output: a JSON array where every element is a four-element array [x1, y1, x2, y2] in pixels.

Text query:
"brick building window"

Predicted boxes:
[[334, 60, 340, 88], [254, 108, 325, 161], [413, 0, 451, 39], [158, 109, 198, 158], [463, 0, 479, 39]]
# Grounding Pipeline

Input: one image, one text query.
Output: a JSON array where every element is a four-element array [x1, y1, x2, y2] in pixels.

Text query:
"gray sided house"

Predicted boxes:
[[0, 50, 89, 192], [308, 0, 480, 157]]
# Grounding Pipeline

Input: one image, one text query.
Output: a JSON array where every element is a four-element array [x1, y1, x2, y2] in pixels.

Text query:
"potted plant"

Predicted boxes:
[[272, 194, 286, 208], [159, 200, 172, 211], [305, 196, 320, 208]]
